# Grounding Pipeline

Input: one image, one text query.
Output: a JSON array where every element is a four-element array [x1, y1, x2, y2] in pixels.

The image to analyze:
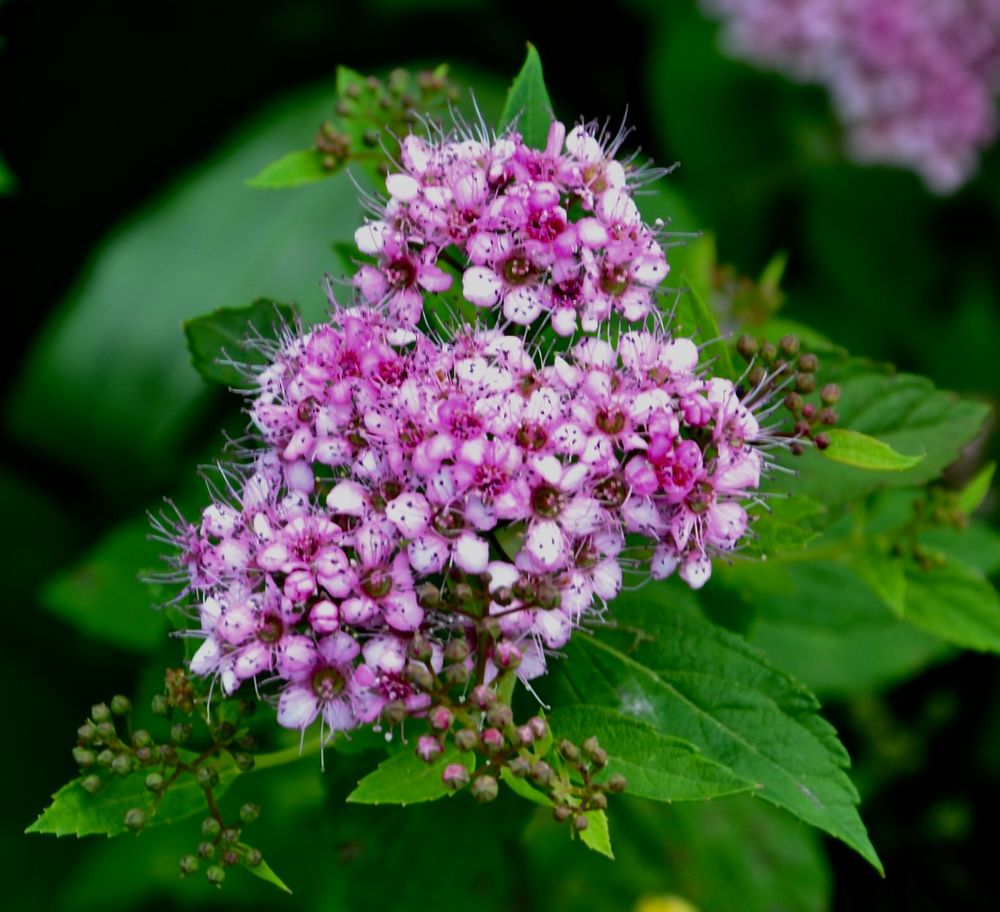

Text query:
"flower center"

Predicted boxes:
[[502, 253, 536, 287], [531, 484, 563, 519], [516, 422, 548, 451], [600, 263, 630, 297], [595, 408, 626, 435], [257, 614, 283, 645], [385, 257, 417, 290], [593, 475, 627, 507], [432, 508, 465, 539], [474, 464, 508, 500], [361, 571, 393, 599], [312, 667, 346, 701]]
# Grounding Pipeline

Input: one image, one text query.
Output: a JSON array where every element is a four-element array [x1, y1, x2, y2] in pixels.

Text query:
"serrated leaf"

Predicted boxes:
[[247, 148, 331, 189], [39, 514, 168, 653], [499, 43, 552, 148], [580, 809, 614, 859], [549, 705, 756, 802], [346, 746, 474, 805], [958, 462, 995, 515], [749, 495, 826, 554], [545, 585, 881, 872], [241, 849, 293, 894], [674, 273, 735, 378], [821, 428, 924, 471], [27, 751, 240, 837], [183, 299, 295, 387], [900, 557, 1000, 653]]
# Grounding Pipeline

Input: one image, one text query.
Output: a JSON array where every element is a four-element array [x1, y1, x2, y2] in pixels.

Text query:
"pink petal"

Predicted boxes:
[[277, 685, 319, 730]]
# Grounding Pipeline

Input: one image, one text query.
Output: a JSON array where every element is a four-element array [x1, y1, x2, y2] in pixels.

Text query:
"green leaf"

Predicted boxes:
[[27, 751, 240, 837], [183, 299, 295, 387], [546, 585, 881, 871], [39, 514, 168, 653], [0, 151, 15, 195], [900, 557, 1000, 653], [674, 272, 736, 378], [346, 746, 474, 805], [549, 706, 756, 802], [500, 768, 553, 807], [580, 809, 614, 859], [820, 428, 925, 471], [242, 850, 293, 894], [749, 494, 826, 554], [958, 462, 995, 515], [499, 42, 553, 148], [247, 148, 331, 189]]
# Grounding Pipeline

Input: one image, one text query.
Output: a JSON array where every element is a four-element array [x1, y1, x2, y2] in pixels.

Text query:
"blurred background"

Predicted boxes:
[[2, 1, 999, 909]]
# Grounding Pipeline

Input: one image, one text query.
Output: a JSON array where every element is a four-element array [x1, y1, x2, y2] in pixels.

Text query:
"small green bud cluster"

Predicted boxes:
[[736, 334, 840, 453], [318, 66, 459, 174], [72, 672, 267, 890]]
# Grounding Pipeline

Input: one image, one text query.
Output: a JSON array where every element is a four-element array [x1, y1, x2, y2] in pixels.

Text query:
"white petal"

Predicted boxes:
[[462, 267, 502, 307], [354, 221, 387, 255], [503, 287, 543, 324], [277, 686, 319, 730], [525, 519, 567, 570], [190, 637, 220, 675], [680, 555, 712, 590], [454, 532, 489, 573], [383, 592, 424, 632], [407, 535, 448, 574], [326, 480, 368, 516], [386, 173, 420, 202], [385, 492, 432, 536]]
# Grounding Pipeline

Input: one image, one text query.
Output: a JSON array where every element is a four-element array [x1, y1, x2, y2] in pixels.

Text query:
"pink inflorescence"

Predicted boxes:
[[703, 0, 1000, 193], [164, 118, 779, 739]]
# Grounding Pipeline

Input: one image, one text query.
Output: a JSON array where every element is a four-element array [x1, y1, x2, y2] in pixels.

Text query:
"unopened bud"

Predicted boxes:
[[479, 616, 502, 640], [820, 383, 841, 405], [760, 342, 777, 364], [96, 721, 115, 741], [442, 763, 470, 790], [151, 694, 170, 716], [96, 749, 114, 768], [202, 817, 222, 839], [429, 706, 453, 731], [801, 403, 817, 420], [206, 865, 225, 886], [220, 827, 240, 847], [736, 334, 758, 360], [486, 703, 514, 728], [91, 703, 111, 723], [481, 728, 505, 754], [196, 766, 219, 789], [471, 685, 496, 710], [783, 392, 803, 413], [748, 365, 767, 387], [73, 747, 96, 768], [531, 761, 554, 787], [239, 803, 261, 824], [607, 773, 628, 793], [77, 722, 97, 745], [404, 662, 434, 691], [508, 755, 531, 778], [798, 352, 818, 372], [558, 739, 580, 762], [416, 735, 443, 763], [123, 808, 145, 831], [795, 373, 816, 394], [780, 335, 800, 356], [814, 433, 830, 450], [553, 805, 572, 823], [590, 792, 609, 810], [454, 728, 479, 752], [408, 633, 433, 661], [493, 641, 522, 670], [110, 695, 131, 716], [528, 716, 549, 740], [819, 408, 838, 426], [444, 639, 470, 663], [80, 774, 101, 794], [383, 700, 408, 725], [197, 841, 216, 859], [442, 664, 471, 687], [573, 814, 589, 832], [111, 753, 133, 776], [145, 773, 165, 793], [471, 775, 499, 803], [233, 752, 255, 772], [245, 848, 263, 867], [222, 849, 240, 867], [170, 723, 191, 744], [179, 854, 199, 876], [515, 725, 534, 746]]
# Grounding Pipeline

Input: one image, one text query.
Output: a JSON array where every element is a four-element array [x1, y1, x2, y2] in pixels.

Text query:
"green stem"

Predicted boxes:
[[251, 737, 324, 772]]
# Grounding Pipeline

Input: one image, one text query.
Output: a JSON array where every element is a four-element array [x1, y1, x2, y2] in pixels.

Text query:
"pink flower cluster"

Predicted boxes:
[[354, 119, 668, 333], [703, 0, 1000, 192], [167, 119, 774, 740]]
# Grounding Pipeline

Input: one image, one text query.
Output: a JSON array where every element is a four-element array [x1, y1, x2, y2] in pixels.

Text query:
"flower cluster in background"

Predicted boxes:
[[165, 119, 776, 744], [703, 0, 1000, 192]]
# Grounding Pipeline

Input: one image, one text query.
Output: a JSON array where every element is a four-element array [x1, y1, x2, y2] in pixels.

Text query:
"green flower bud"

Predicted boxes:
[[202, 817, 222, 839], [111, 753, 133, 776], [195, 766, 220, 789], [73, 747, 96, 768], [470, 775, 499, 803], [179, 854, 199, 876], [239, 803, 261, 824], [145, 773, 165, 793], [123, 808, 145, 831], [233, 752, 255, 772], [170, 723, 192, 744], [110, 695, 131, 716], [206, 865, 226, 886], [573, 814, 589, 832], [552, 805, 572, 823], [245, 847, 263, 867], [151, 694, 170, 716], [607, 773, 628, 793], [80, 774, 102, 794], [91, 703, 111, 723]]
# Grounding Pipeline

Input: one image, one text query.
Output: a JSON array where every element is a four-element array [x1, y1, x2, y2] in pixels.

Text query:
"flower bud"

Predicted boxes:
[[442, 763, 470, 791], [590, 792, 609, 810], [408, 633, 433, 662], [736, 335, 758, 360], [170, 723, 191, 744], [206, 865, 226, 886], [530, 761, 554, 787], [197, 841, 216, 859], [482, 728, 505, 754], [202, 817, 222, 838], [110, 695, 131, 716], [91, 703, 111, 724], [493, 641, 522, 670], [819, 408, 838, 426], [444, 638, 470, 663], [552, 805, 572, 823], [573, 814, 589, 832], [111, 753, 133, 776], [151, 694, 170, 716], [221, 827, 240, 847], [233, 752, 255, 772], [528, 716, 549, 740], [814, 433, 830, 450], [123, 808, 145, 831], [131, 730, 151, 750], [222, 849, 240, 867], [96, 721, 115, 741], [486, 704, 514, 729], [196, 766, 219, 789], [471, 775, 499, 803], [404, 662, 434, 691], [135, 746, 152, 763], [780, 335, 800, 356], [73, 747, 96, 768], [240, 803, 261, 824], [96, 749, 114, 768], [429, 706, 453, 731], [801, 403, 817, 421], [820, 383, 841, 405], [454, 728, 479, 752], [798, 353, 818, 373], [607, 773, 628, 793], [77, 722, 97, 745], [245, 848, 263, 867], [179, 854, 199, 876], [783, 392, 803, 414], [508, 755, 532, 778], [442, 664, 471, 687], [589, 747, 608, 768], [760, 342, 777, 364], [795, 372, 816, 394], [145, 773, 165, 793], [471, 685, 496, 710], [515, 725, 534, 747], [80, 774, 102, 794], [558, 739, 580, 762], [748, 365, 766, 387], [383, 700, 408, 725], [417, 735, 443, 763]]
